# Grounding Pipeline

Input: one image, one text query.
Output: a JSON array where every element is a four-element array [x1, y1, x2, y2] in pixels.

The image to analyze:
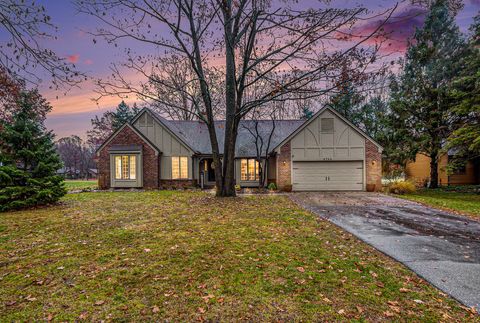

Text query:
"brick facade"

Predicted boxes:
[[98, 125, 159, 189], [365, 140, 382, 191], [277, 141, 292, 191]]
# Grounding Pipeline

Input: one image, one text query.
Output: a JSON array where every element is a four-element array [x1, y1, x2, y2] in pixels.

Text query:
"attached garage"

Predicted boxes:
[[274, 107, 383, 192], [292, 161, 364, 191]]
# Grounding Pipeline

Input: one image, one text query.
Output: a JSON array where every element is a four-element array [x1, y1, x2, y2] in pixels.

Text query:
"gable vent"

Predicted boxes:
[[321, 118, 334, 133]]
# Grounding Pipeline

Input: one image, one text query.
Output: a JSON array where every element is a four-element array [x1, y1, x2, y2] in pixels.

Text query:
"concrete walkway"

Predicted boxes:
[[291, 192, 480, 310]]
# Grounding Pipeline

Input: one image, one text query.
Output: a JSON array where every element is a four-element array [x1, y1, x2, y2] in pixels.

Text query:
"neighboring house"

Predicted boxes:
[[56, 167, 81, 179], [87, 168, 98, 180], [96, 106, 383, 191], [406, 153, 480, 186], [57, 167, 98, 180]]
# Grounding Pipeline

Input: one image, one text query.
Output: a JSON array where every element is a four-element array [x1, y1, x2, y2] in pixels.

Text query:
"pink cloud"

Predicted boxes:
[[84, 59, 93, 65], [66, 54, 80, 63], [337, 6, 427, 53]]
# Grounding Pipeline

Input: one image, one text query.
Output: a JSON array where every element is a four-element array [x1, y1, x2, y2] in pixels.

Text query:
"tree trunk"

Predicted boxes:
[[429, 151, 439, 189], [219, 122, 238, 197], [217, 4, 238, 198]]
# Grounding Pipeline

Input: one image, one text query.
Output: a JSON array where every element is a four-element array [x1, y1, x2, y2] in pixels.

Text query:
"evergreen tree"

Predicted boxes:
[[357, 96, 389, 141], [111, 101, 141, 130], [329, 82, 363, 126], [0, 91, 66, 211], [87, 101, 140, 147], [301, 106, 314, 120], [446, 13, 480, 168], [388, 0, 466, 188], [383, 75, 420, 174]]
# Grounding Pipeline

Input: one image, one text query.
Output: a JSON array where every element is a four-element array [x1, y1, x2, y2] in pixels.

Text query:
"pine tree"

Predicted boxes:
[[389, 0, 466, 188], [357, 96, 389, 141], [446, 13, 480, 168], [0, 91, 66, 211], [111, 101, 141, 130], [329, 82, 363, 126], [301, 106, 314, 120], [87, 101, 140, 147]]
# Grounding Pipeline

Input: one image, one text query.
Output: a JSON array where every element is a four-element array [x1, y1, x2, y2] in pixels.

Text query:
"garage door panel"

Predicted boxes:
[[293, 161, 363, 191]]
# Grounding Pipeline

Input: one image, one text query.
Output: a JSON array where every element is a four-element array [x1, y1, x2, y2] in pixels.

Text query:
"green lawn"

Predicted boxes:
[[64, 180, 98, 191], [400, 189, 480, 219], [0, 192, 475, 321]]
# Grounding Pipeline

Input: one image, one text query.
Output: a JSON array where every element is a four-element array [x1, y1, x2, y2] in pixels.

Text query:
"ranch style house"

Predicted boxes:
[[96, 106, 383, 191]]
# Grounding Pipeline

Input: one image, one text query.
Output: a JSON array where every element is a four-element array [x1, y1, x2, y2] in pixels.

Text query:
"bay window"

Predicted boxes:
[[240, 158, 259, 181], [172, 156, 188, 179], [114, 155, 137, 180]]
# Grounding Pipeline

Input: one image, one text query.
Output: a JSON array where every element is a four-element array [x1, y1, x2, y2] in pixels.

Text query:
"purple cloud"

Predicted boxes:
[[338, 6, 427, 53]]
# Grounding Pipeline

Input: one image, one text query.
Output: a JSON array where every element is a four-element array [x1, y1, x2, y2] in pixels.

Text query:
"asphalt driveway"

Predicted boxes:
[[291, 192, 480, 310]]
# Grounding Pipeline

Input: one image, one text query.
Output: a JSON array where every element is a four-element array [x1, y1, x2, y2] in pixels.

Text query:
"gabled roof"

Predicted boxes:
[[271, 106, 384, 152], [95, 123, 160, 156], [162, 118, 303, 156], [131, 108, 197, 153], [144, 109, 303, 156], [116, 106, 382, 157]]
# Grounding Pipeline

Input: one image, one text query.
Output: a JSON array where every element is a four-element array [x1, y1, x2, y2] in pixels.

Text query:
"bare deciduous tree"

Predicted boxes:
[[76, 0, 396, 196], [56, 135, 96, 179], [148, 56, 225, 120], [0, 0, 85, 89]]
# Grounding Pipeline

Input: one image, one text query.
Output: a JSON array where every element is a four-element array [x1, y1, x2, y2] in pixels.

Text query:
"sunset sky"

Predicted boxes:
[[4, 0, 480, 139]]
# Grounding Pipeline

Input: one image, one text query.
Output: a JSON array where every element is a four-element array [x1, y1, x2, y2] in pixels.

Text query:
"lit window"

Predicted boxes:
[[172, 157, 188, 179], [240, 159, 259, 181], [114, 155, 137, 180]]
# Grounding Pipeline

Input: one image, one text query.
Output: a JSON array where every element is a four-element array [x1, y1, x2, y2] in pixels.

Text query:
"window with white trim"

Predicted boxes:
[[240, 159, 259, 181], [172, 156, 188, 179], [114, 155, 137, 180]]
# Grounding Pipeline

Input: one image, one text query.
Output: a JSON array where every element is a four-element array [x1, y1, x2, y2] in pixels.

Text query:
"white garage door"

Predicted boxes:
[[292, 161, 364, 191]]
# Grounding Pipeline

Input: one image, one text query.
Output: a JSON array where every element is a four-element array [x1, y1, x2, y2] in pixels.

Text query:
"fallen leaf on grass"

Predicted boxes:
[[198, 307, 206, 314], [152, 306, 160, 313], [94, 300, 105, 306], [202, 294, 215, 302], [5, 300, 16, 306], [337, 309, 345, 315], [413, 299, 424, 304], [399, 288, 410, 293], [26, 295, 36, 302], [384, 311, 395, 317], [296, 267, 305, 273], [144, 248, 151, 252], [356, 306, 363, 314], [322, 297, 332, 304]]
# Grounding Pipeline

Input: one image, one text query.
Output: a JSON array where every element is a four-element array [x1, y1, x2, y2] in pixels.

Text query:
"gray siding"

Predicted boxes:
[[289, 110, 365, 161], [110, 152, 143, 188], [234, 158, 268, 188], [134, 111, 193, 179]]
